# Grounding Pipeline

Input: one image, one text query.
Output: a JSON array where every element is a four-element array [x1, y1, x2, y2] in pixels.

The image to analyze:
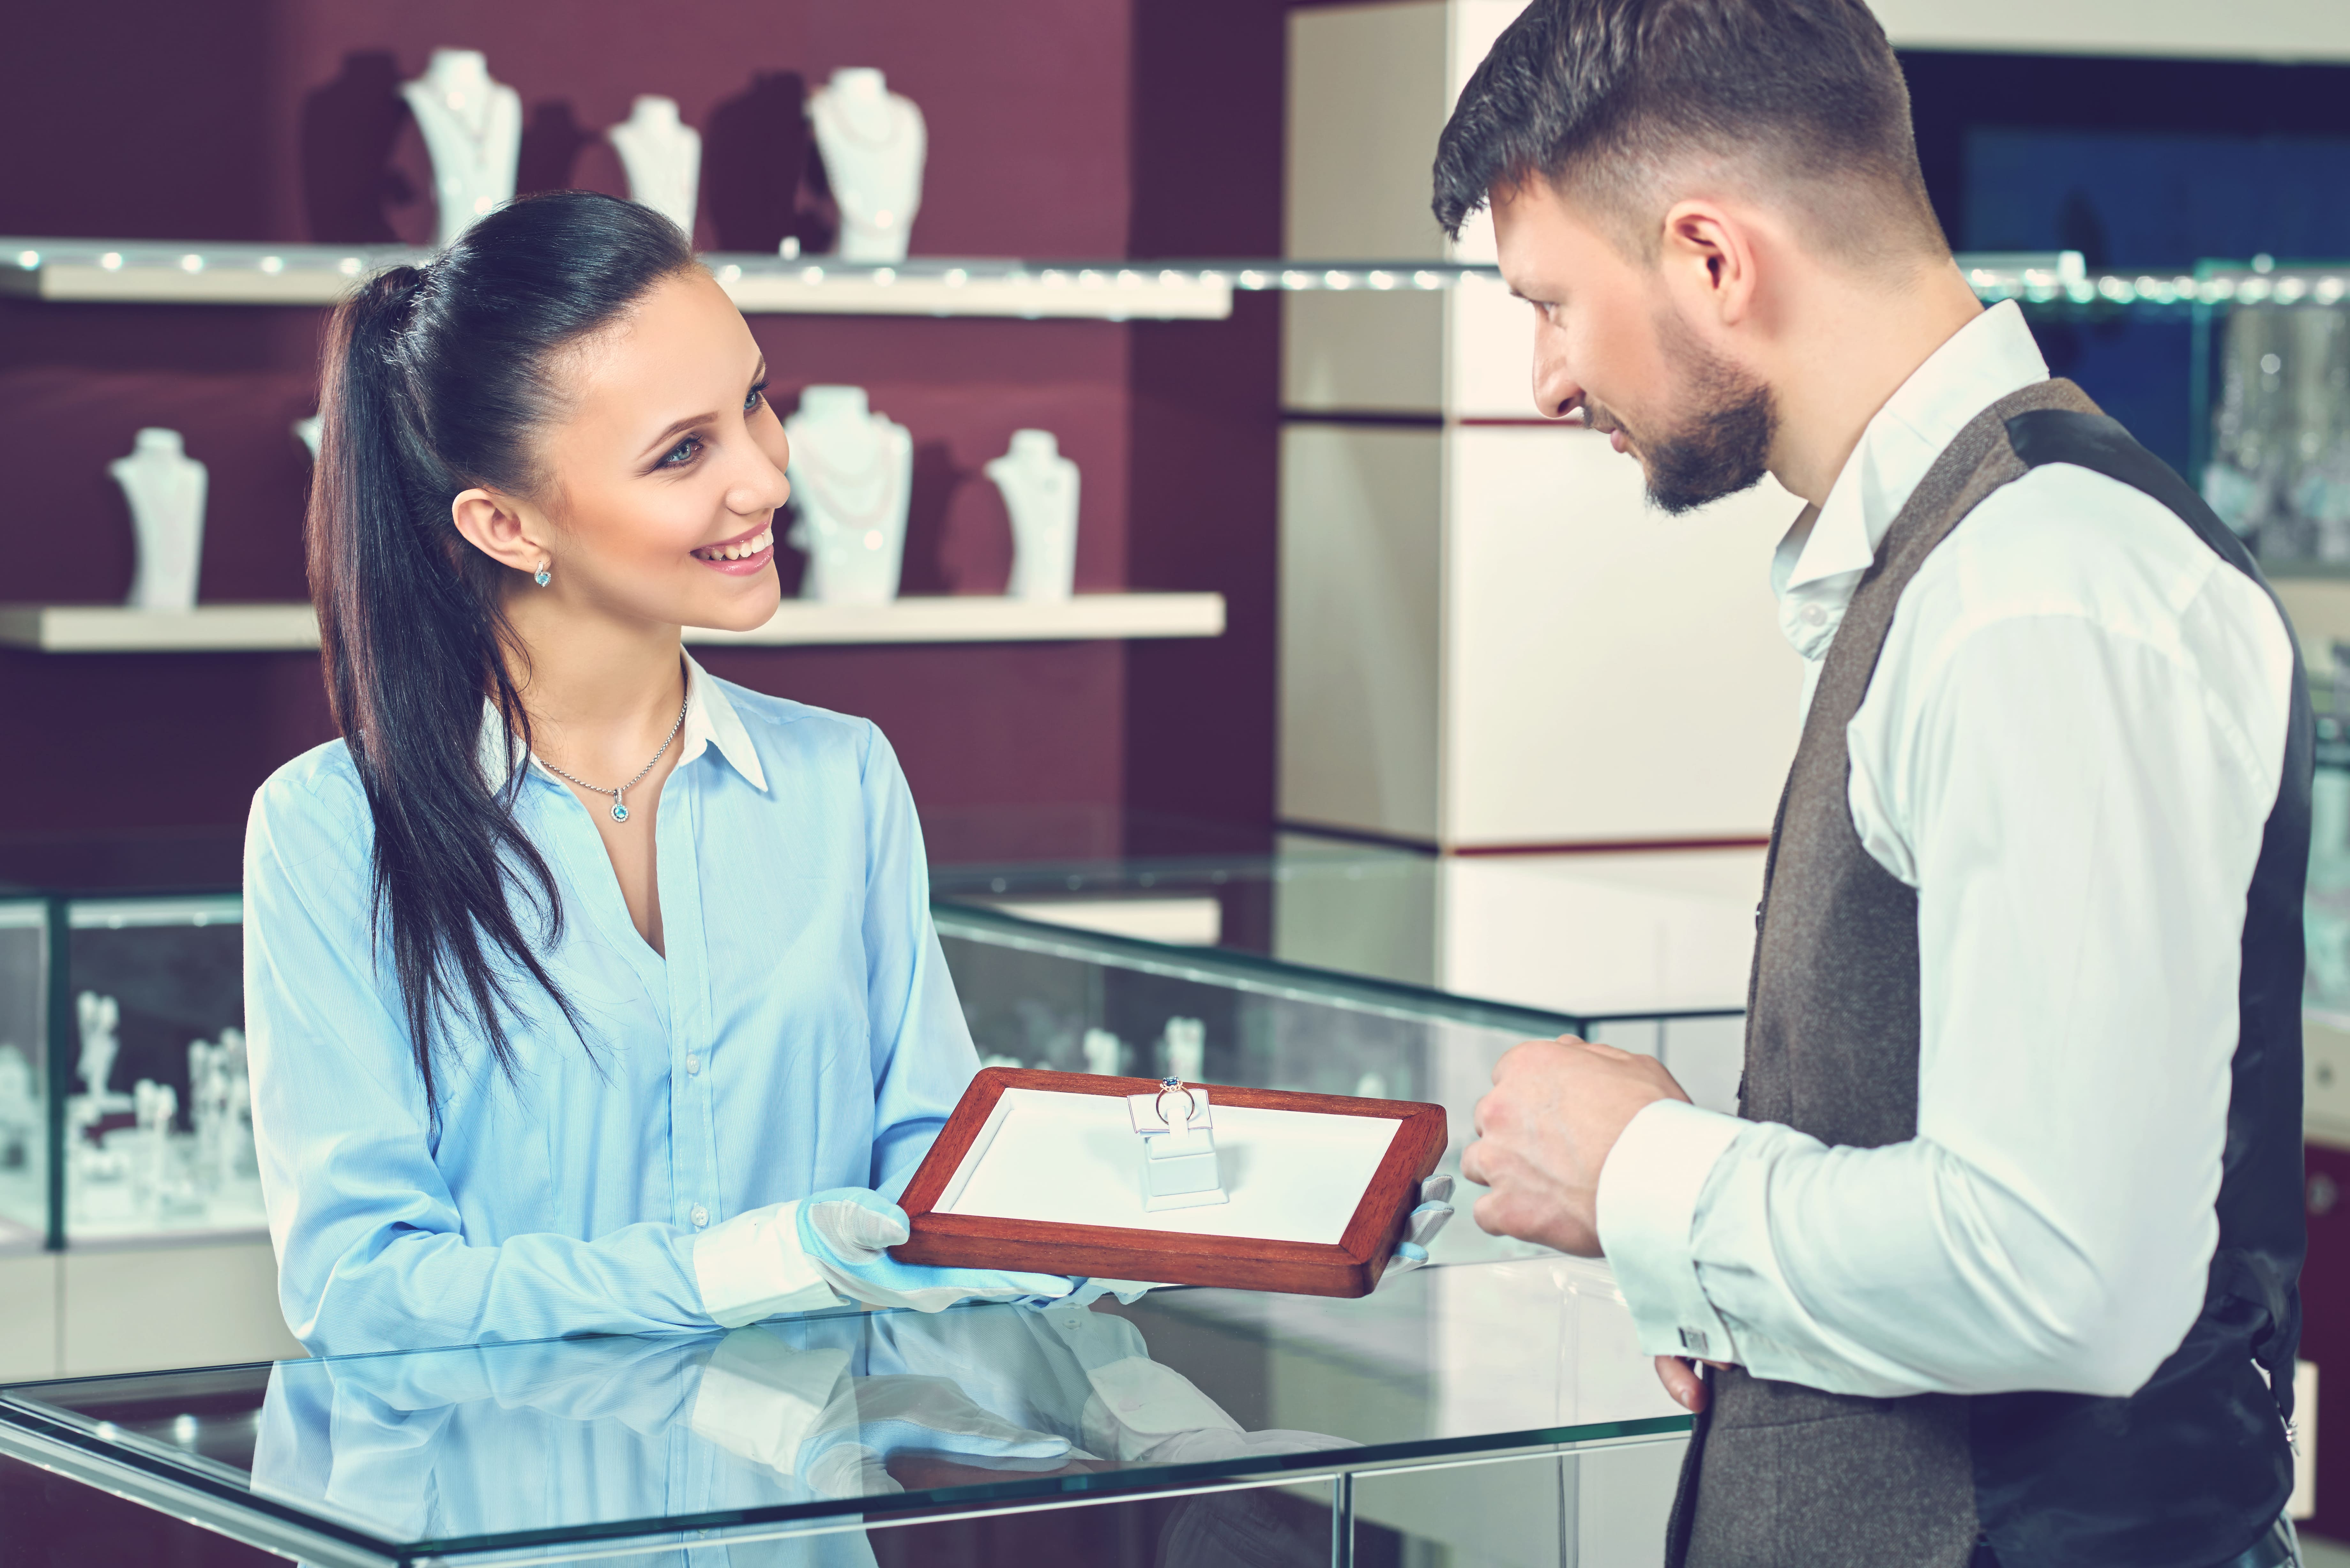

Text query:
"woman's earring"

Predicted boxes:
[[533, 561, 551, 587]]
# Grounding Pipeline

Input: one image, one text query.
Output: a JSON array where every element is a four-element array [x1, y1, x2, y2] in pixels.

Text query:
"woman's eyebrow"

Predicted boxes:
[[637, 409, 718, 460], [634, 359, 770, 461]]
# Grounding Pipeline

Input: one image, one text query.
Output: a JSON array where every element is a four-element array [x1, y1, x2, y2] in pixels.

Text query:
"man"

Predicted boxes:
[[1440, 4, 2308, 1567]]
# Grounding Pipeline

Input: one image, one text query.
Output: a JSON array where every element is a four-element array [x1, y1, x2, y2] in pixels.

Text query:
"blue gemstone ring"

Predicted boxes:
[[1154, 1076, 1197, 1127]]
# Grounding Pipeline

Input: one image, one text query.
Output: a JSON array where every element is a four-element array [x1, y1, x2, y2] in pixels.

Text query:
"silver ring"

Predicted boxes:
[[1154, 1075, 1197, 1127]]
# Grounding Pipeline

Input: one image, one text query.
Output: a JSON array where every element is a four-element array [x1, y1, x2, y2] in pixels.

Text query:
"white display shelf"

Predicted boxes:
[[687, 592, 1225, 646], [0, 241, 424, 305], [0, 240, 1234, 320], [12, 240, 2313, 316], [710, 259, 1231, 320], [0, 594, 1224, 653], [0, 603, 321, 652]]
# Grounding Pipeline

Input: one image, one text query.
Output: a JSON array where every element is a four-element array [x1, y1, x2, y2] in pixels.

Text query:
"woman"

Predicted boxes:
[[244, 192, 1073, 1356]]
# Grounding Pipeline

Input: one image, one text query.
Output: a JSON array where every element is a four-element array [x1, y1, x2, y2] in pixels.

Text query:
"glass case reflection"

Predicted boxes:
[[0, 1259, 1684, 1566]]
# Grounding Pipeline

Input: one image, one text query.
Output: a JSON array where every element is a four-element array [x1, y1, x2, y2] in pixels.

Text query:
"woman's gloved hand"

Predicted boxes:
[[797, 1188, 1080, 1313], [1379, 1172, 1457, 1282], [784, 1172, 1456, 1317]]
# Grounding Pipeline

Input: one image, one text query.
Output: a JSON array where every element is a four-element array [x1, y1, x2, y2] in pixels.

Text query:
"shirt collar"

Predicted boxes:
[[475, 653, 768, 795], [1778, 300, 2049, 598], [678, 656, 767, 791]]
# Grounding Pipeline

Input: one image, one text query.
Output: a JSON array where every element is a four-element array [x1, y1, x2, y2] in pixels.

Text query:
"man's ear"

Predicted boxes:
[[450, 488, 547, 576], [1658, 200, 1759, 328]]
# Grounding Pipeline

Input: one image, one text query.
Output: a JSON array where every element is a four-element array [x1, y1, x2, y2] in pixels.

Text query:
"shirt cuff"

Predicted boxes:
[[1596, 1098, 1748, 1363], [692, 1201, 847, 1328]]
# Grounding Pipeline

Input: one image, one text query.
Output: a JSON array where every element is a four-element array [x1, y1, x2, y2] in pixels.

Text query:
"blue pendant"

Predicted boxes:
[[611, 802, 629, 823]]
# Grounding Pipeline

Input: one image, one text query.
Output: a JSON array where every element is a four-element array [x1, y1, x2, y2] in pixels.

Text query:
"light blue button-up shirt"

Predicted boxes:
[[244, 660, 979, 1357]]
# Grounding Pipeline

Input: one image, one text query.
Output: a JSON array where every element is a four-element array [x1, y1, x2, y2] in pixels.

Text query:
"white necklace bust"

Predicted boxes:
[[110, 428, 207, 612], [986, 430, 1081, 601], [807, 68, 926, 263], [401, 49, 522, 248], [785, 386, 913, 605], [77, 991, 130, 1112], [608, 95, 700, 240]]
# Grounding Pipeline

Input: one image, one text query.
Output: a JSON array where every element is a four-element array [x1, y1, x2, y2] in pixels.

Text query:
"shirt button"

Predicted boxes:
[[686, 1053, 701, 1076], [691, 1204, 709, 1229], [1800, 604, 1827, 627]]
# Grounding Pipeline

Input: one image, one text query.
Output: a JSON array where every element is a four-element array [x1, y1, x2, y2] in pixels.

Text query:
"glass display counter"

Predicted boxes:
[[0, 898, 44, 1254], [0, 830, 1741, 1260], [935, 900, 1701, 1273], [0, 892, 263, 1253], [0, 1256, 1690, 1567], [928, 813, 1438, 970], [56, 894, 262, 1247]]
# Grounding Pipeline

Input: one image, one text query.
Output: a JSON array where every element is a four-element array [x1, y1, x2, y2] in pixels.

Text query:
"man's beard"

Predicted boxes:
[[1590, 324, 1778, 517]]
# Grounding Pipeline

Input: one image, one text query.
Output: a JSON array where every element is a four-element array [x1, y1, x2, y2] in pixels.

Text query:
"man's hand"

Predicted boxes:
[[1460, 1037, 1688, 1256], [1653, 1354, 1727, 1413]]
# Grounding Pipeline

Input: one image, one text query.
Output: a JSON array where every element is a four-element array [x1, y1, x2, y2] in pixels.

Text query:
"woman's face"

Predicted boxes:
[[500, 270, 791, 634]]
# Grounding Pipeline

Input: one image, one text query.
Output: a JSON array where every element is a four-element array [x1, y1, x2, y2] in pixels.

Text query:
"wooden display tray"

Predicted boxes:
[[892, 1067, 1448, 1297]]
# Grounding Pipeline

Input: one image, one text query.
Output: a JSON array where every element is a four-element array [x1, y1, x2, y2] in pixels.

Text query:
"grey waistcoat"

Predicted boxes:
[[1664, 379, 2307, 1568]]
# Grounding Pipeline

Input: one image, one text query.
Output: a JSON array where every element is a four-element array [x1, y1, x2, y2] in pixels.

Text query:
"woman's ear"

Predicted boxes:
[[450, 488, 545, 576]]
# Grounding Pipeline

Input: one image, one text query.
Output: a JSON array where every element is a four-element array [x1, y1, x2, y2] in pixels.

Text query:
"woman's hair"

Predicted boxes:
[[307, 190, 698, 1115]]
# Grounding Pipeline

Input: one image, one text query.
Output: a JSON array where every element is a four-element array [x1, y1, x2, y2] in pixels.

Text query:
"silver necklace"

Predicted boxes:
[[537, 690, 689, 824]]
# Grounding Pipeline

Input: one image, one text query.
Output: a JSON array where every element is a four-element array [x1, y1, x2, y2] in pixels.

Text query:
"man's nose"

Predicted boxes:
[[1532, 354, 1584, 422]]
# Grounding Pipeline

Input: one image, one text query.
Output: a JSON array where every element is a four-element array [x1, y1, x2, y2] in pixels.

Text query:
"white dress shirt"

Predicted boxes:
[[1595, 302, 2298, 1399]]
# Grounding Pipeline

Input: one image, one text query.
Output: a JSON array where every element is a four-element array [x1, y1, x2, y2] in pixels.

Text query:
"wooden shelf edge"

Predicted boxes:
[[0, 594, 1225, 653]]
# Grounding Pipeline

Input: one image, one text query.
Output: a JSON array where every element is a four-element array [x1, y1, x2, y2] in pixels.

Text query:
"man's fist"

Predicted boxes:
[[1460, 1037, 1688, 1256]]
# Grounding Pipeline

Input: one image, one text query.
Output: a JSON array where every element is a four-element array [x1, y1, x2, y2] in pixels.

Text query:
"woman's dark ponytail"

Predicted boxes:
[[307, 192, 698, 1116]]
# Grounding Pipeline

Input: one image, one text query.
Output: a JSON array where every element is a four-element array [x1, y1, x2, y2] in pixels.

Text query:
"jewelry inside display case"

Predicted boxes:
[[0, 888, 264, 1255], [2194, 264, 2350, 569]]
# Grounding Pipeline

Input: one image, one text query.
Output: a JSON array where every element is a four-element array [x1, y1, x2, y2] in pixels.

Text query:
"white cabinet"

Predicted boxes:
[[0, 1241, 298, 1382], [1866, 0, 2350, 60], [0, 1253, 58, 1382], [58, 1240, 302, 1378], [1280, 2, 1802, 855]]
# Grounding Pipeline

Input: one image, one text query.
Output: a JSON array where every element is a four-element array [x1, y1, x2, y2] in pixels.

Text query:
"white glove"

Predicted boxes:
[[799, 1188, 1080, 1313], [1379, 1172, 1457, 1285]]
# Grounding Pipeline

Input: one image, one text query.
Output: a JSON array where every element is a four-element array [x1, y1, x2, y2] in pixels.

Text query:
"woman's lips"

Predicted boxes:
[[1610, 429, 1628, 454], [692, 525, 775, 576]]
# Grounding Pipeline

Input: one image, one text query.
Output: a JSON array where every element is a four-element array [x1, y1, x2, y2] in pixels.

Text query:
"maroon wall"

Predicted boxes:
[[0, 0, 1283, 856]]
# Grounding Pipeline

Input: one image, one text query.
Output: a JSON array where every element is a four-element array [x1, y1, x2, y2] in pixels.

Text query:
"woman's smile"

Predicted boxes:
[[691, 522, 775, 574]]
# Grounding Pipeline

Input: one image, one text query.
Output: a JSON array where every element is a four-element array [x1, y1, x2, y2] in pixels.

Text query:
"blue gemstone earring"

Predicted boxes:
[[533, 562, 551, 587]]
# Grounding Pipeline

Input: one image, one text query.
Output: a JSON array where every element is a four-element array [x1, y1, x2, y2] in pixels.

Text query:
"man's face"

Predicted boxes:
[[1492, 180, 1775, 515]]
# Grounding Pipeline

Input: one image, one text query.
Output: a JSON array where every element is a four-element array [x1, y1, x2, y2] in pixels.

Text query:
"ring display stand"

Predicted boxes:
[[893, 1067, 1446, 1297]]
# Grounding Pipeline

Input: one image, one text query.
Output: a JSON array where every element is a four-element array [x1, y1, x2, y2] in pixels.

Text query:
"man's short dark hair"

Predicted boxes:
[[1432, 0, 1946, 266]]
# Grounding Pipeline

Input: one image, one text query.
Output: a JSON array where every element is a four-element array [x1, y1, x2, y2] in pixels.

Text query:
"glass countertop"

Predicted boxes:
[[0, 1258, 1687, 1567]]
